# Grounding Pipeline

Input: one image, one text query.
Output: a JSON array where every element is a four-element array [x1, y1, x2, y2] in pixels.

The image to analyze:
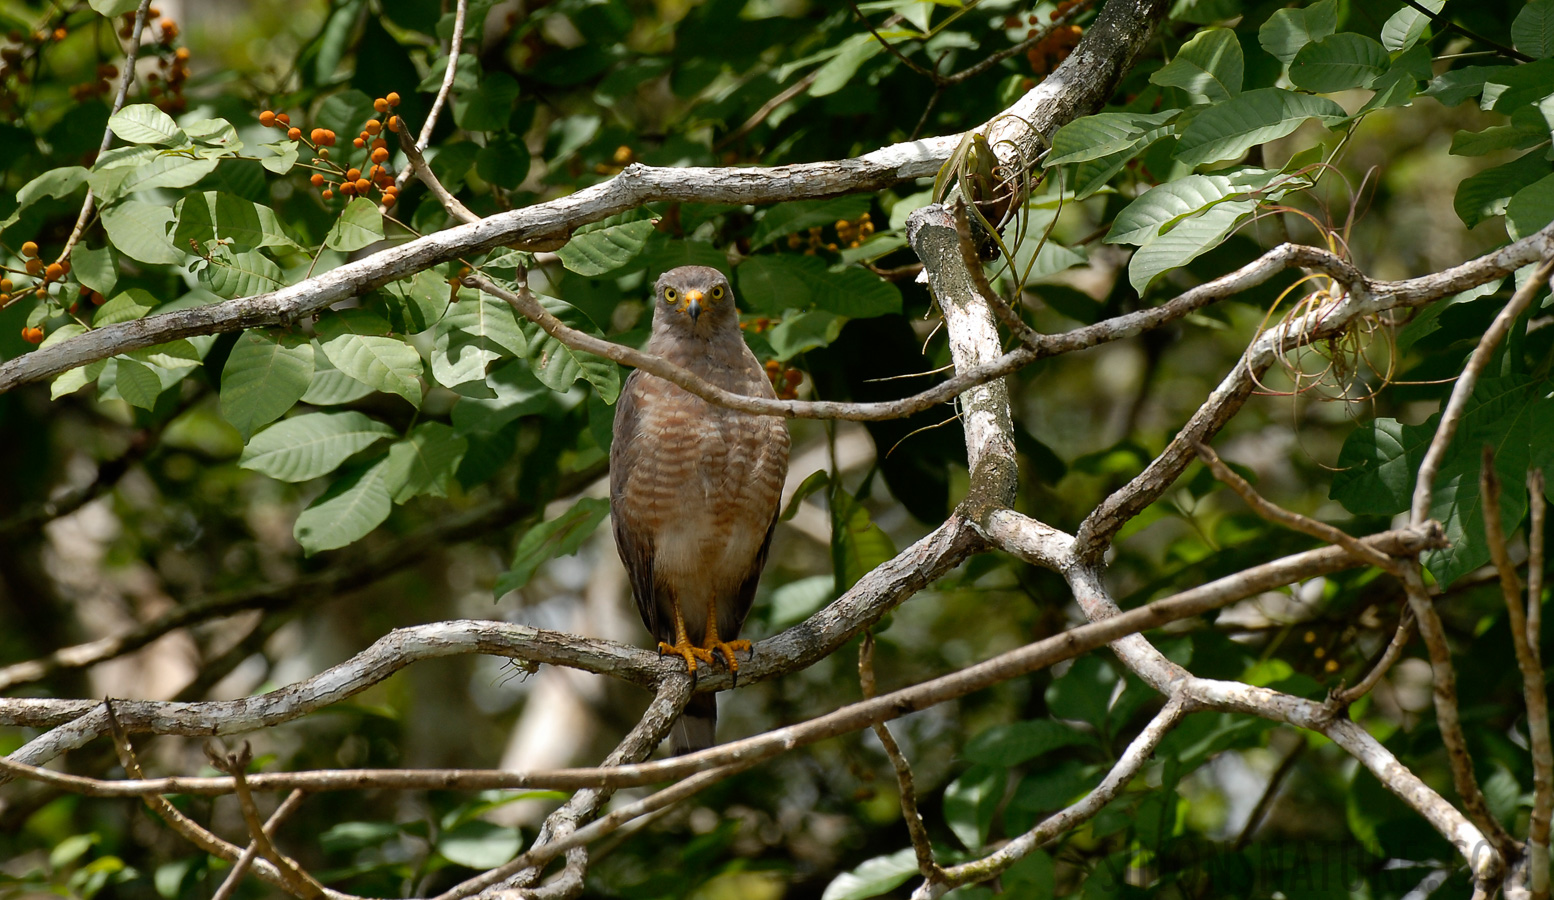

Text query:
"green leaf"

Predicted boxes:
[[258, 139, 299, 174], [0, 167, 89, 230], [70, 244, 118, 296], [769, 310, 845, 360], [197, 246, 285, 299], [454, 72, 522, 132], [240, 411, 396, 482], [1150, 27, 1242, 101], [93, 289, 158, 326], [821, 848, 919, 900], [381, 270, 449, 334], [438, 820, 520, 869], [1174, 89, 1345, 167], [451, 359, 555, 434], [809, 34, 884, 98], [1045, 110, 1180, 167], [751, 196, 873, 249], [1046, 656, 1118, 728], [385, 422, 468, 503], [100, 201, 182, 265], [301, 350, 375, 405], [1515, 0, 1554, 59], [92, 149, 219, 202], [1450, 112, 1550, 157], [1381, 0, 1444, 53], [1258, 0, 1337, 64], [1454, 151, 1551, 229], [522, 294, 621, 402], [174, 192, 300, 252], [1128, 197, 1257, 291], [964, 719, 1091, 767], [220, 330, 315, 439], [1425, 65, 1511, 106], [494, 497, 611, 596], [831, 484, 895, 592], [1332, 418, 1423, 516], [556, 216, 656, 276], [325, 198, 385, 252], [475, 137, 531, 190], [107, 104, 184, 145], [944, 765, 1003, 851], [1289, 34, 1390, 93], [293, 456, 395, 555], [431, 295, 529, 389], [112, 357, 163, 409], [1507, 172, 1554, 239], [1107, 170, 1276, 245], [317, 311, 425, 407], [126, 339, 202, 371]]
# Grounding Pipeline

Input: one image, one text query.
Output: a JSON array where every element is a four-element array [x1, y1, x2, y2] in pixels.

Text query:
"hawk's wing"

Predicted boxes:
[[610, 370, 665, 641]]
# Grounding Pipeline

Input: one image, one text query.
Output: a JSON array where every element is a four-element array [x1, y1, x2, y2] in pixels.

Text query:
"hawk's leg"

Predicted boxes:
[[658, 599, 715, 679], [701, 597, 753, 686]]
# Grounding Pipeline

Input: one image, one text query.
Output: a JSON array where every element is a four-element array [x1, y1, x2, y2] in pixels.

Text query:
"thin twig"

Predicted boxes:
[[212, 789, 308, 900], [1413, 258, 1554, 524], [1484, 452, 1552, 900], [1531, 468, 1551, 900], [1331, 606, 1415, 706], [846, 1, 940, 81], [1398, 0, 1531, 61], [1195, 441, 1402, 576], [392, 0, 467, 196], [206, 742, 325, 899], [55, 0, 153, 266], [1233, 740, 1306, 850], [716, 69, 822, 151], [861, 633, 940, 886]]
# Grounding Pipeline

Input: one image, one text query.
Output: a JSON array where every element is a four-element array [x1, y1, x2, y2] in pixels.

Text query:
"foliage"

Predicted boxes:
[[0, 0, 1551, 897]]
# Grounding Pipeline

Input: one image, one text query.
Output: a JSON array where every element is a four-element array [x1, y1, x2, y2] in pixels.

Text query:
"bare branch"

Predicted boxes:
[[0, 524, 1444, 800], [923, 692, 1189, 897], [861, 633, 940, 887], [212, 789, 308, 900], [1194, 440, 1402, 575], [390, 0, 467, 196], [206, 742, 325, 900], [1332, 606, 1415, 706], [1412, 259, 1554, 524]]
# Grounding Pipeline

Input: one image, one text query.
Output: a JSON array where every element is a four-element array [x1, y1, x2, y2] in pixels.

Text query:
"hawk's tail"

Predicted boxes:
[[670, 693, 717, 755]]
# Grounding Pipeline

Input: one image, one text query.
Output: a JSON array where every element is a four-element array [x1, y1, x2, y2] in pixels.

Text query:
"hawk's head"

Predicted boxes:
[[654, 265, 737, 335]]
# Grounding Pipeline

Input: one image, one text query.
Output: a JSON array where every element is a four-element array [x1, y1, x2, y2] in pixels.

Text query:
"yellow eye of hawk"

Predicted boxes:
[[711, 286, 724, 301], [664, 287, 677, 302]]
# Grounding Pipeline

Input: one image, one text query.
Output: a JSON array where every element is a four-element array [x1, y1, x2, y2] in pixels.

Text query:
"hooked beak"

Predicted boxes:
[[685, 289, 703, 323]]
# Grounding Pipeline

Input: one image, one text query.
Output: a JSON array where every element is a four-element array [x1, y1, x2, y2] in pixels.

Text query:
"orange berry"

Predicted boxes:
[[386, 91, 400, 106], [784, 369, 802, 386], [354, 178, 370, 192], [374, 97, 388, 112], [382, 194, 395, 207], [44, 262, 62, 281], [149, 5, 160, 15], [321, 189, 334, 199], [318, 148, 330, 159], [340, 182, 356, 196], [286, 127, 301, 140], [321, 129, 336, 145], [21, 326, 43, 344], [371, 147, 388, 164], [0, 278, 11, 292], [20, 241, 38, 257], [309, 127, 324, 144], [353, 137, 365, 148], [276, 112, 290, 125], [371, 138, 388, 151], [260, 110, 277, 127], [25, 258, 43, 275], [387, 116, 400, 132], [364, 119, 381, 135], [175, 46, 189, 60], [310, 173, 325, 187], [346, 167, 361, 180], [90, 291, 104, 305]]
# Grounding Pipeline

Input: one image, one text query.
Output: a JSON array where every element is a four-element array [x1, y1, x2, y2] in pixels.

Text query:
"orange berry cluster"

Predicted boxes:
[[276, 93, 406, 205], [785, 213, 875, 255], [69, 62, 120, 101], [8, 241, 70, 343], [1027, 25, 1083, 76], [121, 9, 189, 113], [740, 316, 775, 334], [763, 359, 803, 400]]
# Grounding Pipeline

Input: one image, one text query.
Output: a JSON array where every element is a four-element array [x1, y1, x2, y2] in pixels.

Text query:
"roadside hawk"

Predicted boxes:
[[610, 265, 791, 754]]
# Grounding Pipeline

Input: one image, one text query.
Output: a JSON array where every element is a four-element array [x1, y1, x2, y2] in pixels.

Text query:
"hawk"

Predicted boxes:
[[610, 265, 790, 754]]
